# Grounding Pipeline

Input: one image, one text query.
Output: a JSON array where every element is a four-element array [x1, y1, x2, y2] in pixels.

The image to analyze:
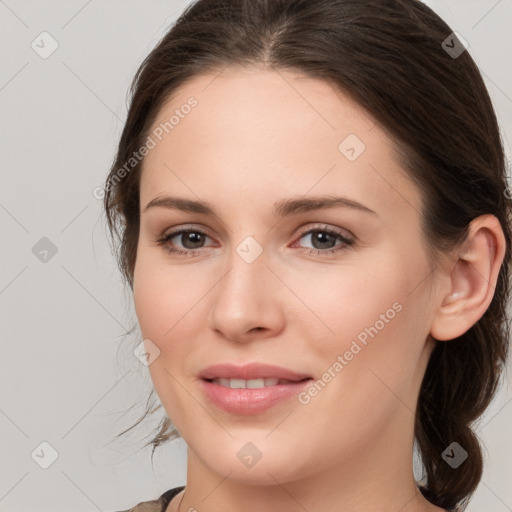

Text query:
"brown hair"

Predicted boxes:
[[104, 1, 512, 509]]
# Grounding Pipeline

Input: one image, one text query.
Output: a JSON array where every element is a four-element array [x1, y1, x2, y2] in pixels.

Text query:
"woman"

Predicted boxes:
[[105, 0, 512, 511]]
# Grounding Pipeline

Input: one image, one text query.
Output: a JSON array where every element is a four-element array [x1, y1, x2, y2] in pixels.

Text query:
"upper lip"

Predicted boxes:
[[199, 363, 312, 381]]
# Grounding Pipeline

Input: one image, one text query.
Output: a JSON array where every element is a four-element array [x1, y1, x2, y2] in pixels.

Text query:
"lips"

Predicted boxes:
[[198, 363, 313, 415]]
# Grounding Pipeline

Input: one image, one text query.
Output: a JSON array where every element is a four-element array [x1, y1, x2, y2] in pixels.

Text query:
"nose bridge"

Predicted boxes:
[[218, 234, 270, 309], [209, 233, 283, 340]]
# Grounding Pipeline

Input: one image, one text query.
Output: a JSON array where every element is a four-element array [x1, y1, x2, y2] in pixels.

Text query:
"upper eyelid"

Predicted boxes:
[[295, 223, 353, 238], [163, 223, 216, 240]]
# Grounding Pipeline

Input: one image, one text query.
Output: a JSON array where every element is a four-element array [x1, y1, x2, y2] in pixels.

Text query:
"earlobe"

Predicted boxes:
[[430, 214, 506, 342]]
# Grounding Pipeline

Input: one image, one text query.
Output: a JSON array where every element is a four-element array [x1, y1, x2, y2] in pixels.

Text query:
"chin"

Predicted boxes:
[[192, 437, 310, 486]]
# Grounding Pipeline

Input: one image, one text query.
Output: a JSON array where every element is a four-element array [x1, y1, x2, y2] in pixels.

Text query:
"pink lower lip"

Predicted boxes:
[[200, 379, 313, 415]]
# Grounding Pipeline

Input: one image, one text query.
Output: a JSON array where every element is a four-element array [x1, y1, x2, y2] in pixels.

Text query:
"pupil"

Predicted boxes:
[[183, 232, 203, 248], [313, 231, 334, 249]]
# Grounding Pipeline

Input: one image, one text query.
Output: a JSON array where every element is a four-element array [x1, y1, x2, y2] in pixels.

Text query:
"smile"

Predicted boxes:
[[209, 377, 299, 388]]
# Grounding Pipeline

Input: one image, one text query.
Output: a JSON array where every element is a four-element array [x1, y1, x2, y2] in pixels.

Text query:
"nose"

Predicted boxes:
[[209, 244, 285, 343]]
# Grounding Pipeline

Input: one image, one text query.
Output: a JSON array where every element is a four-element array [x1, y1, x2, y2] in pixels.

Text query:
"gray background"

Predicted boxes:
[[1, 1, 511, 511]]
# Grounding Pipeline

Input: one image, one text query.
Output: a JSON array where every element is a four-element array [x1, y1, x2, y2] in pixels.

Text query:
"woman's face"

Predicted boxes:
[[133, 66, 440, 485]]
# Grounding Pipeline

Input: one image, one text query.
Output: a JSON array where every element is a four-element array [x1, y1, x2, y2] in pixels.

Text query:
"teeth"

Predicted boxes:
[[212, 377, 283, 388], [230, 378, 246, 389]]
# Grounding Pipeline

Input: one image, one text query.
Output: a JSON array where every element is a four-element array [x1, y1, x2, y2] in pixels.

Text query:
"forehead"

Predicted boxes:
[[139, 66, 423, 223]]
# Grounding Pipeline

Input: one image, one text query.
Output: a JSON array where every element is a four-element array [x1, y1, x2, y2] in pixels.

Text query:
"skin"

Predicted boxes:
[[132, 66, 506, 512]]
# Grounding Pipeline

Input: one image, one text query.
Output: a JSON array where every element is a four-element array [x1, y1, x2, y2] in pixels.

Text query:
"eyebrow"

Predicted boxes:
[[143, 195, 377, 217]]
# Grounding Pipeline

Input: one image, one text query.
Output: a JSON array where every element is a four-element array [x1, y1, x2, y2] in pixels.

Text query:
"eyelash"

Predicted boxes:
[[154, 224, 355, 257]]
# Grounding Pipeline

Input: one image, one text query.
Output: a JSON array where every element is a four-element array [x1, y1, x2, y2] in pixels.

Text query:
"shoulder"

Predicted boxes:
[[113, 486, 185, 512]]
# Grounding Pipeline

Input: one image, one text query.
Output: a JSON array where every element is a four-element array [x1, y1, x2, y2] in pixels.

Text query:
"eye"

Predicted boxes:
[[155, 226, 215, 256], [292, 225, 354, 255]]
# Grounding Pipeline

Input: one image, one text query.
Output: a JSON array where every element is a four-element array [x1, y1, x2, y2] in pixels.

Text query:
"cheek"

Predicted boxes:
[[291, 256, 406, 352], [133, 262, 167, 339], [133, 251, 202, 341], [294, 250, 430, 400], [132, 256, 200, 423]]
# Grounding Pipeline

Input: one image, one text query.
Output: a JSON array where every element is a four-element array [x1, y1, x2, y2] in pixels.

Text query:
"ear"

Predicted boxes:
[[430, 214, 506, 341]]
